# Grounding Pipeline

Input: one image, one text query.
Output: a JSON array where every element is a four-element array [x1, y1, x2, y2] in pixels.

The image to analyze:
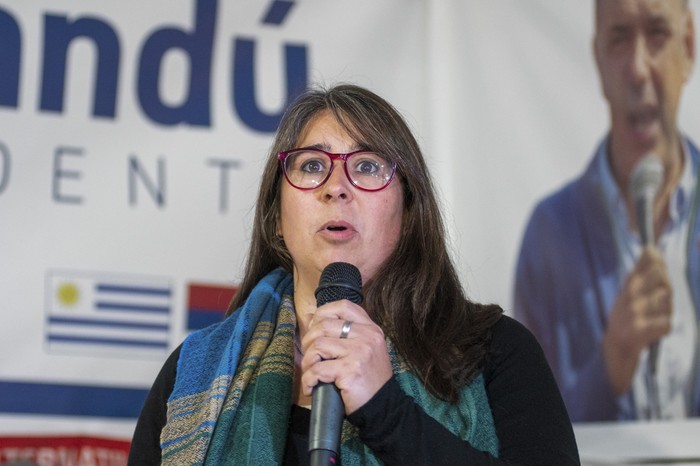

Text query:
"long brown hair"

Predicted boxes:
[[228, 84, 502, 402]]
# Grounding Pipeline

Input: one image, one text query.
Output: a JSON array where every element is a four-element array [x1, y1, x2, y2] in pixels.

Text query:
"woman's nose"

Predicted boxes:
[[321, 161, 352, 200]]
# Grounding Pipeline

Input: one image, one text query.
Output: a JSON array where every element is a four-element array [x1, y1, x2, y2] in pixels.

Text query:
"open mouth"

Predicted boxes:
[[629, 107, 659, 128], [321, 221, 353, 234]]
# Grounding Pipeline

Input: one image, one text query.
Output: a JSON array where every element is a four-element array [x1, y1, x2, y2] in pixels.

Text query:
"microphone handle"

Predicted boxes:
[[310, 262, 363, 464], [636, 194, 662, 419], [310, 449, 336, 466], [636, 193, 655, 246], [309, 383, 344, 465], [646, 351, 661, 419], [648, 344, 659, 376]]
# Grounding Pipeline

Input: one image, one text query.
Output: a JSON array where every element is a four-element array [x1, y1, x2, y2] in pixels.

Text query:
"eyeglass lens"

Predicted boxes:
[[283, 149, 394, 190]]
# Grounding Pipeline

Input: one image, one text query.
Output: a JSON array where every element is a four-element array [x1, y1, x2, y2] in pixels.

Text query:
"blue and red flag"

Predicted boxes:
[[186, 283, 238, 331]]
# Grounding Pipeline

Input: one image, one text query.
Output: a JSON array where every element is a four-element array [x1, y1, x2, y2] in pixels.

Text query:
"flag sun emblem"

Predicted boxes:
[[56, 282, 80, 307]]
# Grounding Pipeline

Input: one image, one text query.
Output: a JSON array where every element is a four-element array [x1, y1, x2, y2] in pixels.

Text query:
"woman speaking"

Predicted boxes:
[[128, 84, 580, 465]]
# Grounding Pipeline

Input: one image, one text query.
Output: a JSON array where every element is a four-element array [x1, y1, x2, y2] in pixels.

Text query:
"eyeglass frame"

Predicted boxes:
[[277, 148, 398, 192]]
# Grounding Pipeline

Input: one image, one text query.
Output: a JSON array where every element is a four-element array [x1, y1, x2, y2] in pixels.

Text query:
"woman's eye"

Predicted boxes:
[[357, 160, 379, 174], [351, 156, 382, 175], [300, 159, 325, 173]]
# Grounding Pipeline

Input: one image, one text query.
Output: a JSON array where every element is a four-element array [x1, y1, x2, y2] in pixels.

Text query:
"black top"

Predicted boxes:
[[128, 315, 580, 465]]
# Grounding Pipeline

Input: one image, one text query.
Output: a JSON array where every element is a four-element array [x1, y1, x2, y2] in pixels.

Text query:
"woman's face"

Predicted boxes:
[[278, 110, 404, 289]]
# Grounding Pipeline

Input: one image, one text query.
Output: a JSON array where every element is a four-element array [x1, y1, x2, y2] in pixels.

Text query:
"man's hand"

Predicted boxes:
[[603, 246, 672, 395]]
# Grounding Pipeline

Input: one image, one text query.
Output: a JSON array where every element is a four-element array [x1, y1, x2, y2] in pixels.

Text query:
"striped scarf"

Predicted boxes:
[[160, 268, 498, 464]]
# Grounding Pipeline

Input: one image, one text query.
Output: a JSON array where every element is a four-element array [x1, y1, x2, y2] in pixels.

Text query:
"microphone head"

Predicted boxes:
[[315, 262, 363, 306], [629, 153, 664, 202]]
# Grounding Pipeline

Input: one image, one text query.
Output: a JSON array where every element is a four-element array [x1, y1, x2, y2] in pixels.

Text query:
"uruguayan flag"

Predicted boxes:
[[46, 270, 172, 358]]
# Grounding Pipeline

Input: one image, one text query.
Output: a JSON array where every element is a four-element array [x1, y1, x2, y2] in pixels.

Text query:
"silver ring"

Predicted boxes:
[[340, 320, 353, 339]]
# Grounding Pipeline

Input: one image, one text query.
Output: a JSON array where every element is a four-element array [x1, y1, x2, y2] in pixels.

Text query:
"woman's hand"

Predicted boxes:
[[299, 299, 393, 414]]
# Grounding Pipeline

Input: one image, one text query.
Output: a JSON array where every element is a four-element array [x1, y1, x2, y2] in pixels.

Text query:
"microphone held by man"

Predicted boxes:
[[629, 153, 664, 420]]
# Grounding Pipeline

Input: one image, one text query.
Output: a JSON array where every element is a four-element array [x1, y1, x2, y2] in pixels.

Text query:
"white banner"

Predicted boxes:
[[0, 0, 426, 447]]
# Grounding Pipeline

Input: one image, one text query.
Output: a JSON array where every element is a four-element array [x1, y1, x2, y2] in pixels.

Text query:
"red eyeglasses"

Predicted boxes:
[[278, 148, 397, 192]]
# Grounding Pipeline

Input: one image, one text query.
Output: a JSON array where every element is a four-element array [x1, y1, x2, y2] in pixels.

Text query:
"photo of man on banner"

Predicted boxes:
[[514, 0, 700, 422]]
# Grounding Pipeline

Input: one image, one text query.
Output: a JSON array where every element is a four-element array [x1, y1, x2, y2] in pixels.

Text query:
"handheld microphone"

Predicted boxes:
[[629, 153, 664, 418], [630, 154, 663, 246], [309, 262, 363, 466]]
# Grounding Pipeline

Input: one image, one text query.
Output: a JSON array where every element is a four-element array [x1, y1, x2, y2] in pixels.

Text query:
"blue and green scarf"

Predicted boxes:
[[160, 268, 498, 464]]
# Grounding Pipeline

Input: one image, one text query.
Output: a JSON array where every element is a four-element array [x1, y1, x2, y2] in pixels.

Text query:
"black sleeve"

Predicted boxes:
[[346, 316, 580, 465], [485, 316, 580, 464], [127, 345, 182, 466]]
